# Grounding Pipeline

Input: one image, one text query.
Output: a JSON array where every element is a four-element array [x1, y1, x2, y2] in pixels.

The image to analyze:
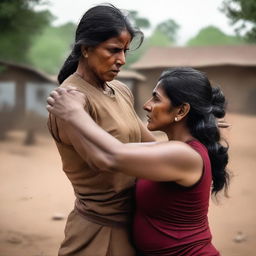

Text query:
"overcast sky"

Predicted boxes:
[[40, 0, 236, 45]]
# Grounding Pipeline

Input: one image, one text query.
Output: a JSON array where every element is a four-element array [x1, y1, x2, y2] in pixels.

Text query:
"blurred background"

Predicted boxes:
[[0, 0, 256, 255]]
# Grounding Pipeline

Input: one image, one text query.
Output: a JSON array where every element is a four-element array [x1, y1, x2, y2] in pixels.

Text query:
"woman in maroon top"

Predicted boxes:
[[47, 67, 230, 256]]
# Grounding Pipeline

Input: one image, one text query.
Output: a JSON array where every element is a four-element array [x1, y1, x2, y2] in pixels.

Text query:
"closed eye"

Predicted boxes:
[[108, 48, 129, 55], [109, 48, 122, 53]]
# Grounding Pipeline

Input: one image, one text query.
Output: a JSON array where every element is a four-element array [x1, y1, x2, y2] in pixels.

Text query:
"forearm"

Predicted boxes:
[[78, 133, 115, 171], [67, 109, 123, 160]]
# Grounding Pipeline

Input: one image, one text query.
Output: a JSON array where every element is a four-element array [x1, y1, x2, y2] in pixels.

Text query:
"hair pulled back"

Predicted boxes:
[[159, 67, 230, 195], [58, 4, 143, 84]]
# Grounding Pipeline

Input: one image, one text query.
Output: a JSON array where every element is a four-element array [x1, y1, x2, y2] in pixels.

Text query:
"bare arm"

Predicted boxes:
[[54, 117, 116, 171], [47, 89, 202, 185]]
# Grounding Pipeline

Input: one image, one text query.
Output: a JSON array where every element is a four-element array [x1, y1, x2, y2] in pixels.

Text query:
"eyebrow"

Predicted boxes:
[[106, 43, 128, 48], [152, 91, 161, 97]]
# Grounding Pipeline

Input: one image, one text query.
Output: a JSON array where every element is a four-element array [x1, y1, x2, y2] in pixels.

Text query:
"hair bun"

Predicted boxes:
[[211, 86, 226, 118]]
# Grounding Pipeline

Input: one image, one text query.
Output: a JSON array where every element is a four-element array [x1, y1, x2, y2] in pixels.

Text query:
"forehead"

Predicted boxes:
[[102, 30, 132, 46], [153, 82, 166, 96]]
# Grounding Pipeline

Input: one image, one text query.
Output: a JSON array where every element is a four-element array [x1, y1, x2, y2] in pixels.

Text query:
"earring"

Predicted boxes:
[[83, 51, 88, 58], [174, 117, 178, 122]]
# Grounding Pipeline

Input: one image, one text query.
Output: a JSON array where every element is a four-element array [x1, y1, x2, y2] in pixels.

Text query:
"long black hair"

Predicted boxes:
[[58, 4, 143, 84], [159, 67, 229, 195]]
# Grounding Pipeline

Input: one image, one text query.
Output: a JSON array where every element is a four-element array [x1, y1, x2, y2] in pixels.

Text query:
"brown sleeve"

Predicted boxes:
[[47, 113, 62, 143]]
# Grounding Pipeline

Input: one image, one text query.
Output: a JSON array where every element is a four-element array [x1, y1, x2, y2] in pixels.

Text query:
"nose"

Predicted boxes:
[[143, 99, 151, 112], [116, 51, 126, 65]]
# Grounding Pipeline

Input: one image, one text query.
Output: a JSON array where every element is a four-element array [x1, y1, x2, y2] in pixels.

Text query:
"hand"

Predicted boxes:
[[46, 86, 86, 122]]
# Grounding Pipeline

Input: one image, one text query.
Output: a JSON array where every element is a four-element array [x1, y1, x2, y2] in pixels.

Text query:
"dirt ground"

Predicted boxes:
[[0, 113, 255, 256]]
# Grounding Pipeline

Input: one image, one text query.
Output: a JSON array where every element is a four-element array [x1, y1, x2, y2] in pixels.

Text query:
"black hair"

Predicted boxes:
[[159, 67, 230, 195], [58, 4, 143, 84]]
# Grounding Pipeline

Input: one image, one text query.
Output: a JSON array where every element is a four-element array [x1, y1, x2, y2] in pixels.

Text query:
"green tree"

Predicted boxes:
[[186, 25, 245, 46], [155, 19, 180, 44], [146, 30, 171, 47], [125, 18, 180, 67], [0, 0, 52, 63], [125, 10, 151, 67], [146, 19, 180, 48], [221, 0, 256, 42], [128, 10, 151, 29], [28, 22, 76, 74]]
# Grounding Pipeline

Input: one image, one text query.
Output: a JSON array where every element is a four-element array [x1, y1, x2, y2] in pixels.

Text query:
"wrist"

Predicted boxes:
[[66, 108, 85, 124]]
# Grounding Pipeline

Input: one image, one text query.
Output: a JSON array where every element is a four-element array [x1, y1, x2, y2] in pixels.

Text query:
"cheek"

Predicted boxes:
[[154, 109, 171, 124], [90, 51, 110, 67], [99, 57, 115, 72]]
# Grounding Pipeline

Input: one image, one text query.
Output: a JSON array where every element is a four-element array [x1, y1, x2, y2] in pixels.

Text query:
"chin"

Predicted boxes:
[[105, 76, 115, 81], [105, 73, 117, 81], [147, 124, 156, 131]]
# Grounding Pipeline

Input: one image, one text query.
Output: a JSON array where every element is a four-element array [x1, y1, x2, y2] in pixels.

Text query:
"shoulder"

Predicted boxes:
[[161, 141, 204, 186], [59, 74, 76, 87], [186, 140, 209, 162], [162, 141, 202, 164], [157, 141, 204, 183]]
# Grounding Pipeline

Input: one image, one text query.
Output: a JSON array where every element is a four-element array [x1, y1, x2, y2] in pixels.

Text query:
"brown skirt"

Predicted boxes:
[[58, 210, 136, 256]]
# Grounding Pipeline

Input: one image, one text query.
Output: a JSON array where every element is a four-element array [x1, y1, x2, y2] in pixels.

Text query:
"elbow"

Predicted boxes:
[[103, 147, 126, 172], [94, 146, 125, 173], [96, 152, 119, 172]]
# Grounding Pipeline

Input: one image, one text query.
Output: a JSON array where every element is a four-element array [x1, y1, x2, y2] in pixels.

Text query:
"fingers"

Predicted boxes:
[[47, 96, 55, 106], [66, 85, 77, 91], [56, 87, 68, 95], [49, 87, 67, 98], [46, 104, 53, 113], [49, 90, 59, 99]]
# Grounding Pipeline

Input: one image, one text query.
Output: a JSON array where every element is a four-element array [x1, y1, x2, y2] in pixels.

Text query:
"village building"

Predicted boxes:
[[0, 60, 144, 133], [0, 60, 57, 117], [131, 45, 256, 118]]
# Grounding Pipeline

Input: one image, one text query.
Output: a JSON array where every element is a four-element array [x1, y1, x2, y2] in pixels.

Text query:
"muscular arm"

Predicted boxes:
[[66, 109, 202, 185], [47, 90, 202, 185]]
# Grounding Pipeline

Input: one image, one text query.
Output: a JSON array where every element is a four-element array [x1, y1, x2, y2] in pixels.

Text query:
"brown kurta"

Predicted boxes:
[[48, 74, 142, 256]]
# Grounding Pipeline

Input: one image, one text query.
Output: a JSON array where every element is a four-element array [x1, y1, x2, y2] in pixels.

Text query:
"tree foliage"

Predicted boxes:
[[28, 22, 76, 74], [0, 0, 52, 63], [145, 19, 180, 49], [186, 25, 245, 46], [155, 19, 180, 44], [125, 18, 180, 67], [221, 0, 256, 42], [128, 10, 151, 29]]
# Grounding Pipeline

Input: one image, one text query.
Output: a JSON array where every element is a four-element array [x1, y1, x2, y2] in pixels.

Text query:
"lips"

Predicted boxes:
[[146, 115, 151, 122], [111, 70, 120, 74]]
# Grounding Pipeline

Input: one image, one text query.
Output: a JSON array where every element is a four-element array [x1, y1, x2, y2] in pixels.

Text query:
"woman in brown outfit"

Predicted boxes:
[[47, 4, 155, 256]]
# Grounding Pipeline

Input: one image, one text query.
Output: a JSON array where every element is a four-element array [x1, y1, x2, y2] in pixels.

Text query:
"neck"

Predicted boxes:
[[76, 60, 105, 90], [165, 122, 194, 142]]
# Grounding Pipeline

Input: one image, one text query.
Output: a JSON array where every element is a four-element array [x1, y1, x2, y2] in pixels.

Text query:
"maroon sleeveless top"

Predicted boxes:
[[133, 140, 220, 256]]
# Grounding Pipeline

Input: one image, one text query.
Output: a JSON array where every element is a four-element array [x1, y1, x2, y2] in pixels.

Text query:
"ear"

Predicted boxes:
[[175, 103, 190, 121], [81, 45, 88, 58]]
